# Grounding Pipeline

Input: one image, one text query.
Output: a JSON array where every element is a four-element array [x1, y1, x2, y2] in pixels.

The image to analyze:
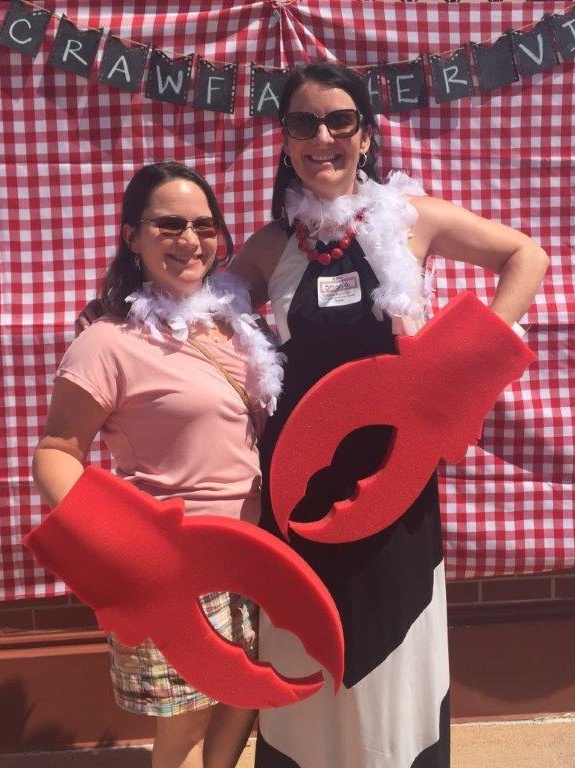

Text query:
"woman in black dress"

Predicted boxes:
[[75, 63, 547, 768], [234, 62, 548, 768]]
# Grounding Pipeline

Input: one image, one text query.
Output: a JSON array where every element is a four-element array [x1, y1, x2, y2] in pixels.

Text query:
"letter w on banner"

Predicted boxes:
[[146, 49, 194, 105]]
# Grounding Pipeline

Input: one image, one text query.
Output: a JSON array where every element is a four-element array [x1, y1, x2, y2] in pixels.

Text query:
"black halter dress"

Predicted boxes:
[[254, 223, 450, 768]]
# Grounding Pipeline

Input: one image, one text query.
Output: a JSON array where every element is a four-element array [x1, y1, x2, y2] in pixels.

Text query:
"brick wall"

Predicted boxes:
[[0, 595, 98, 633], [447, 571, 575, 624], [1, 572, 574, 634]]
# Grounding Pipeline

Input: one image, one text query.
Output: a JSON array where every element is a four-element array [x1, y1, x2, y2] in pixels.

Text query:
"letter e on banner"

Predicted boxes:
[[383, 58, 428, 112]]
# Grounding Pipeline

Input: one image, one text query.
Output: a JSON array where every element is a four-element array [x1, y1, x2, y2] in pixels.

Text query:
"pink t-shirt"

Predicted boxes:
[[57, 317, 265, 525]]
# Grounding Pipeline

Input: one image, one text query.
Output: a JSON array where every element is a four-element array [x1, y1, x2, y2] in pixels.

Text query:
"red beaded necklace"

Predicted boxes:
[[295, 211, 365, 266]]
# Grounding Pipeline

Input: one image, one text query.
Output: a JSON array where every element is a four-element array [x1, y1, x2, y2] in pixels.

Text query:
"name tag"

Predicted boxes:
[[317, 271, 362, 308]]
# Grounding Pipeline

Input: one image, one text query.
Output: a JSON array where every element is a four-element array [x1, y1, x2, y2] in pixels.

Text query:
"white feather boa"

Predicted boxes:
[[125, 273, 283, 415], [285, 171, 434, 329]]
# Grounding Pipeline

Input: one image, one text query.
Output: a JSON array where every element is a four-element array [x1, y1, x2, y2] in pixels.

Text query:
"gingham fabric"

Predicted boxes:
[[1, 1, 573, 599]]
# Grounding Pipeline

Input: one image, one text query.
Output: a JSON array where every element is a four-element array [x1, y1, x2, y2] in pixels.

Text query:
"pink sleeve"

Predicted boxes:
[[56, 320, 125, 413]]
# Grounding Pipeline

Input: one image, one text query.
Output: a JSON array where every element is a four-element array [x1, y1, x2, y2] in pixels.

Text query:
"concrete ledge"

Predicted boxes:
[[0, 630, 154, 751], [2, 721, 575, 768], [450, 617, 575, 720], [451, 717, 575, 768]]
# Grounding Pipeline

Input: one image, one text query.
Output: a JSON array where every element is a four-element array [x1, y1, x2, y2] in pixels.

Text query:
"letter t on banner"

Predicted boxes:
[[0, 0, 52, 59]]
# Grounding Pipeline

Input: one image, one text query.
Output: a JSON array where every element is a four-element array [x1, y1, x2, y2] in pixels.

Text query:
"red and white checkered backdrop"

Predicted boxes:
[[1, 0, 574, 600]]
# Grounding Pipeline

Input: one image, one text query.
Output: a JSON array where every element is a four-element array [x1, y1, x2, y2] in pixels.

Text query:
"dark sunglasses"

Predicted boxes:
[[281, 109, 362, 140], [140, 215, 220, 238]]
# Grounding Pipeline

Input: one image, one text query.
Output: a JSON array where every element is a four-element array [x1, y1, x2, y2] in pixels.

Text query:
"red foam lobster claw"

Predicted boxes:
[[270, 292, 536, 544], [24, 467, 344, 708]]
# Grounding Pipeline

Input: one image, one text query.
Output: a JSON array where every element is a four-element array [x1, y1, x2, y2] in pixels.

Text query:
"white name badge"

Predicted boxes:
[[317, 271, 362, 308]]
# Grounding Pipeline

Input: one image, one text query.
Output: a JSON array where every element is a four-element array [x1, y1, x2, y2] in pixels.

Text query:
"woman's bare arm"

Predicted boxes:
[[231, 221, 289, 309], [410, 195, 549, 325], [33, 378, 109, 506]]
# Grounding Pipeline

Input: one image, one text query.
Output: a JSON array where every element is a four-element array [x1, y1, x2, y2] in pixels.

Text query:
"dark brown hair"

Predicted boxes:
[[271, 62, 383, 223], [100, 161, 234, 317]]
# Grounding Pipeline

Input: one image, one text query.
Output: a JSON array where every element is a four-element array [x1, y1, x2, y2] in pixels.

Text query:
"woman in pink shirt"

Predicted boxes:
[[32, 161, 283, 768]]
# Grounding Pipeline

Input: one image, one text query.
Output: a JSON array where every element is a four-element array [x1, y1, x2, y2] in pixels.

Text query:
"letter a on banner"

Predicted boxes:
[[99, 34, 149, 93], [48, 15, 103, 78], [0, 0, 52, 58], [194, 58, 238, 114], [145, 49, 194, 105], [428, 47, 474, 104], [249, 66, 291, 118]]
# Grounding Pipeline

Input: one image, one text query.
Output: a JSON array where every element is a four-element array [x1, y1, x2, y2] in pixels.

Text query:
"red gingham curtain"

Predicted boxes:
[[1, 1, 573, 599]]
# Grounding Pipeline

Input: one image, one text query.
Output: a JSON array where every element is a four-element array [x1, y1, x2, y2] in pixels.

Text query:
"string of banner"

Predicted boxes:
[[0, 0, 574, 114]]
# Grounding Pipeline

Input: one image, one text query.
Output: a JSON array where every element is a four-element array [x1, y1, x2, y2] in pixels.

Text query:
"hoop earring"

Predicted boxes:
[[283, 154, 292, 168], [357, 153, 367, 169]]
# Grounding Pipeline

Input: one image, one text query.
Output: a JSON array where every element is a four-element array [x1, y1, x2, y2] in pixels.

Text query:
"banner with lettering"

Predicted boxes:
[[1, 0, 575, 112], [1, 1, 573, 599]]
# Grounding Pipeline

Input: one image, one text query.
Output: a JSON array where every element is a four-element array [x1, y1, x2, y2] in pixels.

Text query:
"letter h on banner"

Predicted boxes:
[[361, 67, 385, 114]]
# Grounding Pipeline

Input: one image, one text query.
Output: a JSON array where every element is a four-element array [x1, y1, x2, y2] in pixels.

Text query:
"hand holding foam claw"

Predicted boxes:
[[24, 467, 344, 708], [270, 292, 536, 544]]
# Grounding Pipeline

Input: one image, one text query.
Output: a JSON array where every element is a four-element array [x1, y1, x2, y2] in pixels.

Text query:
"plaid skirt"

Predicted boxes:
[[108, 592, 258, 716]]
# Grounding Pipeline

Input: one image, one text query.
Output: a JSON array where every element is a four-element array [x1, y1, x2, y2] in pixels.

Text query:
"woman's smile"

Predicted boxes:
[[125, 178, 218, 297], [282, 81, 371, 200]]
